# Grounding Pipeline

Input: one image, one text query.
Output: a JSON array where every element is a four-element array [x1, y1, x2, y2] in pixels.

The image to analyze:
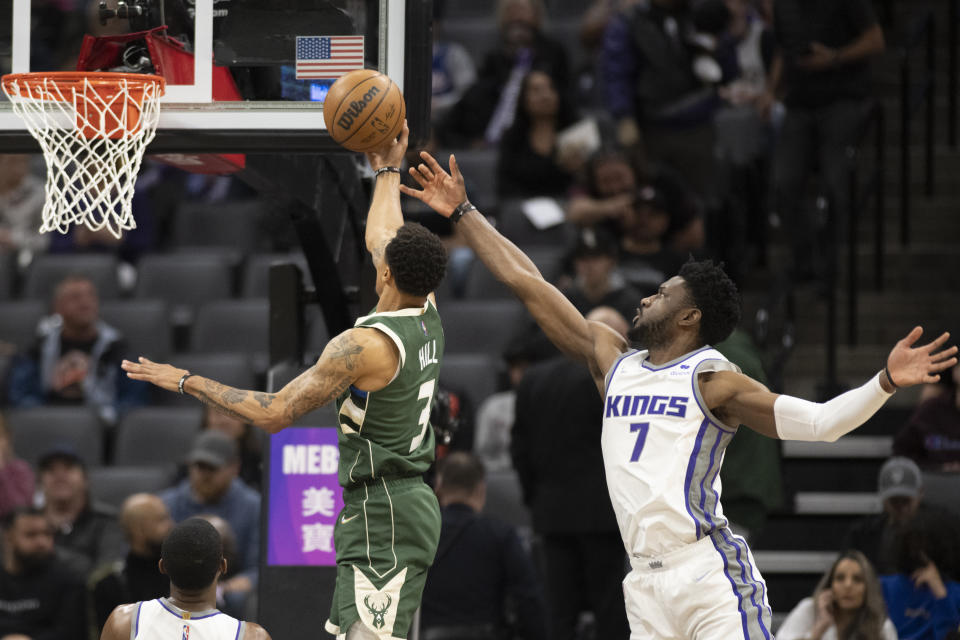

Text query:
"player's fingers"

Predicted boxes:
[[407, 166, 428, 186], [421, 151, 446, 176], [398, 120, 409, 144], [931, 346, 959, 363], [924, 331, 951, 352], [931, 356, 958, 371], [398, 184, 423, 200], [449, 154, 463, 182], [900, 326, 923, 348], [418, 163, 435, 181]]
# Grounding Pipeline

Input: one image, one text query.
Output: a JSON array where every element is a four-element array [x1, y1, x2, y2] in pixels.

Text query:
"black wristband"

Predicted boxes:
[[450, 200, 477, 223], [884, 365, 900, 390], [178, 373, 194, 395], [374, 166, 401, 178]]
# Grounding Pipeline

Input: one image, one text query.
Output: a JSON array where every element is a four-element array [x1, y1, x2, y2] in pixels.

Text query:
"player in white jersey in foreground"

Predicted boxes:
[[100, 518, 272, 640], [400, 151, 958, 640]]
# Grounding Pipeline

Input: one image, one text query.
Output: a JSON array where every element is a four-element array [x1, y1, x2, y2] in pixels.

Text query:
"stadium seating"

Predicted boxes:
[[6, 407, 104, 467], [113, 406, 203, 466]]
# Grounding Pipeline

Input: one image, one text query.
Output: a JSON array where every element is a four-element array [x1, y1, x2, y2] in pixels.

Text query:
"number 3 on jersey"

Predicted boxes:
[[410, 379, 436, 452], [630, 422, 649, 462]]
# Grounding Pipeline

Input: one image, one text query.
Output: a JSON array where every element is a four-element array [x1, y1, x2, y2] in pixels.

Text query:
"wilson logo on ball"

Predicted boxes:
[[337, 86, 382, 131]]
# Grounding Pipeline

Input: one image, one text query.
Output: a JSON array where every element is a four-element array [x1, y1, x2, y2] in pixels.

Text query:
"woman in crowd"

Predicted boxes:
[[778, 550, 897, 640]]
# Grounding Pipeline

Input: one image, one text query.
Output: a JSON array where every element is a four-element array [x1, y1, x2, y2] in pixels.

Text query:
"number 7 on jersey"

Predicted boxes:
[[630, 422, 649, 462]]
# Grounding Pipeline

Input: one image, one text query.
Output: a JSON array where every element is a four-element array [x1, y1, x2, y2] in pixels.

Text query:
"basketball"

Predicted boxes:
[[323, 69, 405, 153]]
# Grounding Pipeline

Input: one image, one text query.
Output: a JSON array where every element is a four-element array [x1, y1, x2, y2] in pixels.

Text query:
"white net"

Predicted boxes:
[[2, 73, 164, 239]]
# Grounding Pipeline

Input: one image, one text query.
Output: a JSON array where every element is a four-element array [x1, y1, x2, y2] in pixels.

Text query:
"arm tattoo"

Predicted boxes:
[[253, 392, 277, 409], [193, 379, 255, 422], [329, 334, 364, 371], [283, 376, 352, 424]]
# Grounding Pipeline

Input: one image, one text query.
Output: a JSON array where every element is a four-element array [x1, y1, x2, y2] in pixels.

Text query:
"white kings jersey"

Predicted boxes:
[[601, 346, 742, 558], [130, 598, 247, 640]]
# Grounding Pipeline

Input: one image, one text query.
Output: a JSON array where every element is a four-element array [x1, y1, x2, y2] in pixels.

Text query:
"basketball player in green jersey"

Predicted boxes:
[[122, 122, 448, 640]]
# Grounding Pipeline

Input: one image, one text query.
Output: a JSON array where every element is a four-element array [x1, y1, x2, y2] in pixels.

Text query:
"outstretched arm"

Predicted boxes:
[[400, 151, 628, 380], [122, 328, 399, 434], [702, 327, 957, 440], [364, 121, 409, 269]]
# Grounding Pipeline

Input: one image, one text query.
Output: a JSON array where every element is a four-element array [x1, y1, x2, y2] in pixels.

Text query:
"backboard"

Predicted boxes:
[[0, 0, 433, 153]]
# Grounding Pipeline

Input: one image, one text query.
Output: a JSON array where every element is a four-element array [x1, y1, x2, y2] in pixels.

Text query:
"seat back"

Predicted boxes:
[[6, 407, 104, 467], [113, 407, 203, 466]]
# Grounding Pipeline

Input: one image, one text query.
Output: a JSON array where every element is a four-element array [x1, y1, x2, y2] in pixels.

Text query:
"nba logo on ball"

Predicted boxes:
[[323, 69, 406, 153]]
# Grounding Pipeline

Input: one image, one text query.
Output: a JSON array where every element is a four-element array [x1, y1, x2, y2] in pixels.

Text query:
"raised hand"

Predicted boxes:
[[121, 357, 189, 393], [365, 120, 409, 172], [886, 327, 958, 388], [398, 151, 468, 217]]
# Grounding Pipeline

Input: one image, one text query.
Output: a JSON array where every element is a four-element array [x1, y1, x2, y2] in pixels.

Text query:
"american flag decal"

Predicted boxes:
[[295, 36, 365, 80]]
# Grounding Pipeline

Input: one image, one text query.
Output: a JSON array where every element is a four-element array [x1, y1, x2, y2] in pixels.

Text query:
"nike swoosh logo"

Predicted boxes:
[[694, 571, 711, 582], [341, 513, 360, 524]]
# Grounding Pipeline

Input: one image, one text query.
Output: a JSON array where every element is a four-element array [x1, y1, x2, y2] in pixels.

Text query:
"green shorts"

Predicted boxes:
[[324, 476, 441, 639]]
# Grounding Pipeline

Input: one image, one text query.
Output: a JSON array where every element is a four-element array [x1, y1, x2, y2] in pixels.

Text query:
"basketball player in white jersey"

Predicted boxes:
[[400, 151, 958, 639], [100, 518, 272, 640]]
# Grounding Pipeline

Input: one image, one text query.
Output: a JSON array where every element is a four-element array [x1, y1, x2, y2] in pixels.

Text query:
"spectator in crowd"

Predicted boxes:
[[777, 550, 897, 640], [474, 332, 555, 473], [618, 183, 687, 295], [600, 0, 727, 199], [99, 517, 272, 640], [496, 69, 580, 200], [512, 307, 630, 640], [561, 226, 642, 322], [421, 452, 547, 640], [845, 457, 960, 576], [768, 0, 885, 281], [38, 446, 124, 572], [882, 509, 960, 640], [0, 506, 86, 640], [0, 154, 48, 261], [894, 364, 960, 472], [0, 413, 34, 518], [5, 275, 148, 425], [431, 1, 477, 124], [160, 430, 260, 619], [565, 147, 638, 229], [201, 406, 263, 491], [90, 493, 173, 632], [438, 0, 570, 148]]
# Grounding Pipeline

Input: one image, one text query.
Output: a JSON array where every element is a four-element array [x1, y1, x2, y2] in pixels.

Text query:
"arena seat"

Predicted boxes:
[[172, 199, 266, 254], [100, 299, 172, 360], [441, 300, 526, 354], [439, 353, 498, 409], [113, 406, 203, 466], [6, 407, 104, 467], [23, 254, 120, 299], [136, 253, 234, 326], [0, 300, 46, 350], [191, 299, 269, 354], [463, 245, 566, 299], [242, 252, 309, 298], [88, 466, 176, 508], [482, 468, 531, 530]]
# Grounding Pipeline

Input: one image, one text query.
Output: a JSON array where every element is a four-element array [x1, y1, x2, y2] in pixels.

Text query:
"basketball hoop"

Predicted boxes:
[[2, 72, 166, 239]]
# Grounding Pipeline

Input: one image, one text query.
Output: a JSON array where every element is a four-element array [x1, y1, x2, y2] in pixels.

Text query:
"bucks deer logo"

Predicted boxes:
[[363, 593, 392, 629]]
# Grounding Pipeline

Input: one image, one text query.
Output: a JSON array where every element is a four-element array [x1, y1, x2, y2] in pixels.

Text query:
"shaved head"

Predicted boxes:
[[120, 493, 172, 555], [587, 306, 630, 339]]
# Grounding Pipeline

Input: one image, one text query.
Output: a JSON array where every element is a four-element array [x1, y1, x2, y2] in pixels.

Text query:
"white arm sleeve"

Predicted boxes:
[[774, 373, 894, 442]]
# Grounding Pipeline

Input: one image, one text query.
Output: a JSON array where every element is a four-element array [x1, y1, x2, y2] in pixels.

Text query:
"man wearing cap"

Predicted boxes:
[[38, 446, 123, 573], [618, 184, 687, 294], [561, 226, 642, 323], [845, 456, 960, 574], [160, 430, 260, 618]]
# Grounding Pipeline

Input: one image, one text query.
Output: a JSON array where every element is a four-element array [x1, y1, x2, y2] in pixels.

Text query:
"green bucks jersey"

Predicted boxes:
[[335, 299, 444, 488]]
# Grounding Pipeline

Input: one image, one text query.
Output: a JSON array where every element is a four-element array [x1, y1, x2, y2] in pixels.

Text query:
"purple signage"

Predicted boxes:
[[267, 427, 343, 566]]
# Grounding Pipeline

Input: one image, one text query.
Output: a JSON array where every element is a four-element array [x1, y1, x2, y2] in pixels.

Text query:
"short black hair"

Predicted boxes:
[[385, 222, 447, 297], [1, 506, 46, 532], [437, 452, 485, 494], [678, 258, 740, 347], [161, 517, 223, 591]]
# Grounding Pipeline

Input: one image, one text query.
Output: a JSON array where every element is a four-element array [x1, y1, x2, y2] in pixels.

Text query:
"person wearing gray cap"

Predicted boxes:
[[159, 431, 259, 620], [845, 457, 960, 575]]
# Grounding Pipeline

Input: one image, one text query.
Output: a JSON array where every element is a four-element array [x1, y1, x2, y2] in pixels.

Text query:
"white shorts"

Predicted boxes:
[[623, 528, 773, 640]]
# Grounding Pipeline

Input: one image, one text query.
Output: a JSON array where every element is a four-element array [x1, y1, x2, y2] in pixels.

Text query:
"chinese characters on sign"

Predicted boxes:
[[267, 427, 343, 566]]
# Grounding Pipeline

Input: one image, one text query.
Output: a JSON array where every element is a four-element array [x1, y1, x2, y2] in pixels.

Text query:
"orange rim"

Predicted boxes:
[[1, 71, 166, 99]]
